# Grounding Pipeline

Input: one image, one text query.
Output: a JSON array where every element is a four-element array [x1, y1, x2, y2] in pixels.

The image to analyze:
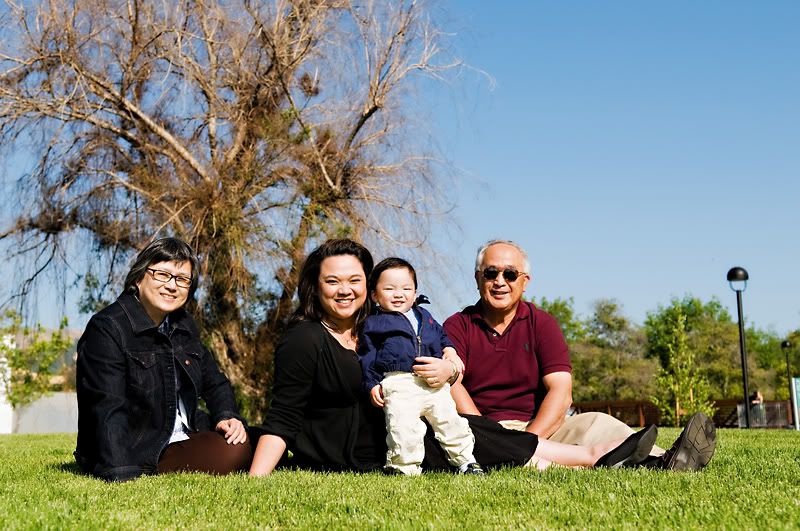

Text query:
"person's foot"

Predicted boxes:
[[594, 424, 658, 468], [659, 412, 716, 471], [459, 462, 486, 475]]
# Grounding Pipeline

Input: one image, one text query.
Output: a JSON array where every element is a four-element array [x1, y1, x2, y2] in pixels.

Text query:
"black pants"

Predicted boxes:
[[157, 431, 252, 475]]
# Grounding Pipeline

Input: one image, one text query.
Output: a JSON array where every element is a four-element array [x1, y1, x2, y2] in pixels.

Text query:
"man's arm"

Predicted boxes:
[[525, 371, 572, 438], [442, 313, 478, 412], [450, 379, 481, 415]]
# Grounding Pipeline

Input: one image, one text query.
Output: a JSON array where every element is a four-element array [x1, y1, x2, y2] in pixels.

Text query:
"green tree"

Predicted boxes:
[[534, 296, 586, 343], [587, 299, 632, 350], [536, 297, 656, 402], [645, 296, 742, 399], [747, 327, 798, 401], [782, 329, 800, 400], [0, 312, 74, 407], [572, 300, 656, 402], [645, 295, 795, 402], [649, 307, 716, 427]]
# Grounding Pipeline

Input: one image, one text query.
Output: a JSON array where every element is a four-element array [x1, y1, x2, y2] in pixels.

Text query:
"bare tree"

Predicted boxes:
[[0, 0, 459, 418]]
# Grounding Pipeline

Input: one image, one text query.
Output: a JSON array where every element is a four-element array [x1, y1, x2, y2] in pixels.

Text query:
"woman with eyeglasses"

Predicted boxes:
[[75, 238, 250, 482]]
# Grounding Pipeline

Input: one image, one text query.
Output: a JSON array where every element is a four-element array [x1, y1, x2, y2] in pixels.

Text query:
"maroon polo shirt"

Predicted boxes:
[[443, 301, 571, 423]]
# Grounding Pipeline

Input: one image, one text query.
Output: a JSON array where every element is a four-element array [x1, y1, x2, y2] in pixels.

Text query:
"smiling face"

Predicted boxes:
[[136, 260, 192, 324], [318, 254, 368, 326], [475, 243, 530, 316], [371, 267, 416, 313]]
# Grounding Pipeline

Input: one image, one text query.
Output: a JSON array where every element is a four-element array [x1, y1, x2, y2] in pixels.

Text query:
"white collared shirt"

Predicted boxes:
[[168, 369, 191, 444], [404, 308, 419, 334]]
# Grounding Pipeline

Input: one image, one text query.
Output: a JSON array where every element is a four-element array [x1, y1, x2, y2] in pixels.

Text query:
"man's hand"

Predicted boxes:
[[370, 384, 385, 407], [215, 418, 248, 445], [412, 356, 452, 388], [442, 347, 464, 374]]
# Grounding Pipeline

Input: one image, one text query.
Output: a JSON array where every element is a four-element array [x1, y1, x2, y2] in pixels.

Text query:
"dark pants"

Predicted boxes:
[[157, 431, 252, 475]]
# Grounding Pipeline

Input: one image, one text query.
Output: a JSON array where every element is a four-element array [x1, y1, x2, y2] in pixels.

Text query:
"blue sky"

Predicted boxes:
[[2, 1, 798, 336], [418, 1, 800, 333]]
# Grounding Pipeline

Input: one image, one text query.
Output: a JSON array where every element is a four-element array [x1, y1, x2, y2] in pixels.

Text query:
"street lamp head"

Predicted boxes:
[[781, 340, 792, 351], [727, 266, 749, 292]]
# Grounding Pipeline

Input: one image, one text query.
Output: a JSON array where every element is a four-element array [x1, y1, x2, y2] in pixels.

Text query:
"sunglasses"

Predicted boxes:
[[480, 267, 526, 282]]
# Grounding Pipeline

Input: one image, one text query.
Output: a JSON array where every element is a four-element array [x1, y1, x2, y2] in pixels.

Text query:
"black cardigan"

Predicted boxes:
[[258, 321, 538, 472]]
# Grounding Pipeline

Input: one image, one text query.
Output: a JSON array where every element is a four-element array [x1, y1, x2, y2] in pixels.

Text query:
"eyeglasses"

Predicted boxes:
[[147, 268, 192, 289], [480, 267, 526, 283]]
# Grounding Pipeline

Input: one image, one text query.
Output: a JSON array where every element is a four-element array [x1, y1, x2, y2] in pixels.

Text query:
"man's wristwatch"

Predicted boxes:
[[446, 361, 459, 385]]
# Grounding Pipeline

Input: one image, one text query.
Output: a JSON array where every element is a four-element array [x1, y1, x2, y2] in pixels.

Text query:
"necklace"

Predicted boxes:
[[321, 320, 357, 348]]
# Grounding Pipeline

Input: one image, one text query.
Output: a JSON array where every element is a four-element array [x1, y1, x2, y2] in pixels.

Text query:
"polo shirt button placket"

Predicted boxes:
[[490, 330, 501, 349]]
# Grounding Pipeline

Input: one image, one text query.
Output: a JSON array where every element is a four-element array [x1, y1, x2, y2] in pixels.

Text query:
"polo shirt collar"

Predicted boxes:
[[470, 299, 532, 325]]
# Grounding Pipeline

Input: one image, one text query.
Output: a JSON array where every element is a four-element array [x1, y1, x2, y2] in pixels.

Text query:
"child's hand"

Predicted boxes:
[[370, 384, 385, 408], [442, 347, 464, 374]]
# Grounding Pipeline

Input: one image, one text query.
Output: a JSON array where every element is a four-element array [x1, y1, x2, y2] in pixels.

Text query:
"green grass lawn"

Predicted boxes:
[[0, 428, 798, 529]]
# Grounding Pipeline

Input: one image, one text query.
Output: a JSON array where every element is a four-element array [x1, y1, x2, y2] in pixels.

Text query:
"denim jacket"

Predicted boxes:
[[75, 293, 244, 482], [359, 306, 455, 392]]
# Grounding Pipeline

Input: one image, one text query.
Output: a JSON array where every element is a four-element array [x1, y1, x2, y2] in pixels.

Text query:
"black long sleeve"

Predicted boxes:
[[259, 322, 324, 446]]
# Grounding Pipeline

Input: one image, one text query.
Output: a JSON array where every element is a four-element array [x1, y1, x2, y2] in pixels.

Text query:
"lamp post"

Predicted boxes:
[[727, 266, 750, 428], [782, 340, 793, 427]]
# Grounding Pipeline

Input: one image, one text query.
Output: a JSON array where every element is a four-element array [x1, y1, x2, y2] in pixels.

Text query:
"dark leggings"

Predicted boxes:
[[157, 431, 252, 475]]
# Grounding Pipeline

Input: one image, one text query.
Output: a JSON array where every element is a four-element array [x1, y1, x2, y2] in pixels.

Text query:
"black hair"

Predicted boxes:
[[291, 238, 374, 329], [369, 257, 418, 292], [123, 237, 200, 298]]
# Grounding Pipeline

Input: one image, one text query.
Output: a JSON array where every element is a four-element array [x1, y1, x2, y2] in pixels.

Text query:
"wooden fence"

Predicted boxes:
[[572, 398, 793, 428]]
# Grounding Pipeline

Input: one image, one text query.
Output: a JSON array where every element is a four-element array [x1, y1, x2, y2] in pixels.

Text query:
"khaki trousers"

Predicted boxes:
[[382, 372, 476, 475], [500, 412, 665, 458]]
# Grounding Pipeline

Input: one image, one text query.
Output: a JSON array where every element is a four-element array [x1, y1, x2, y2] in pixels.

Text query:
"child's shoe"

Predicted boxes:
[[459, 462, 485, 475]]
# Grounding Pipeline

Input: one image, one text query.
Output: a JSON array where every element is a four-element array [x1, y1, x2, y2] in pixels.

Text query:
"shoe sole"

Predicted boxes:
[[665, 412, 717, 471]]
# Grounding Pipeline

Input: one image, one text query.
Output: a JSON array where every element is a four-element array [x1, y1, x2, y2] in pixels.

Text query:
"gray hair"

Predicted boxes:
[[474, 239, 531, 274]]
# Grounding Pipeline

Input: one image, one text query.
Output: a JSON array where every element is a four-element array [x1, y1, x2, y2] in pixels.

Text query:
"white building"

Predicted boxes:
[[0, 335, 16, 434]]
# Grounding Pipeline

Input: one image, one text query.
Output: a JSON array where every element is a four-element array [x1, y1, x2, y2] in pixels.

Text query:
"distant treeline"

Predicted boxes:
[[536, 295, 798, 410]]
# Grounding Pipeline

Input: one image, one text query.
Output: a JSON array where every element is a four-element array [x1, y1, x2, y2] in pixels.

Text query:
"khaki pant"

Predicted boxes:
[[382, 372, 476, 475], [500, 412, 665, 463]]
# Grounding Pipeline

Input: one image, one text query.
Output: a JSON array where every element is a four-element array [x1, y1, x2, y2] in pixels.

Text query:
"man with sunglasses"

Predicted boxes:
[[443, 240, 584, 440], [444, 240, 716, 470]]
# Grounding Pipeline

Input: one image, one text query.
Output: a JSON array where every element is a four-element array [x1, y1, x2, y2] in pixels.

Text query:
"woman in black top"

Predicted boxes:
[[249, 239, 656, 475]]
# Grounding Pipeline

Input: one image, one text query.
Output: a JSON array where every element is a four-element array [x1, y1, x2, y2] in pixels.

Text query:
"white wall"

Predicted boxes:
[[13, 392, 78, 433], [0, 335, 15, 434], [0, 388, 13, 434], [0, 334, 79, 434]]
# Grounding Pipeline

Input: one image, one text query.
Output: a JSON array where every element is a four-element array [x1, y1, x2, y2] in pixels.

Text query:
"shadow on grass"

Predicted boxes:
[[52, 461, 84, 476]]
